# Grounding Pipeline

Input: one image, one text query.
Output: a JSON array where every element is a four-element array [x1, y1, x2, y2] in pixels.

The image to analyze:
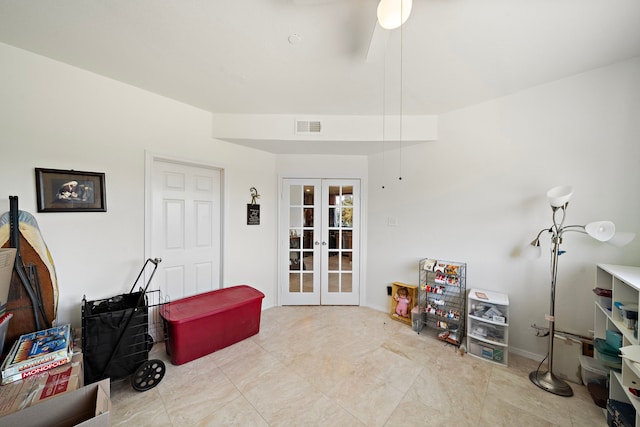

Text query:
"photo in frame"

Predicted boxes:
[[35, 168, 106, 212]]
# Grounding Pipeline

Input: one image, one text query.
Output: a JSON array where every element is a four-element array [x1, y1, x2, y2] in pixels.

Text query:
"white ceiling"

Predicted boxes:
[[1, 0, 639, 153]]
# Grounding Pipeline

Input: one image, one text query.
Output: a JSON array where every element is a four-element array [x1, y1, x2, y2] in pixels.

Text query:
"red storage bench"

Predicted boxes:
[[159, 285, 265, 365]]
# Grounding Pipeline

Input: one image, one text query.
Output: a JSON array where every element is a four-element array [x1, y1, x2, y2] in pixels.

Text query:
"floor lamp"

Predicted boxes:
[[526, 185, 634, 397]]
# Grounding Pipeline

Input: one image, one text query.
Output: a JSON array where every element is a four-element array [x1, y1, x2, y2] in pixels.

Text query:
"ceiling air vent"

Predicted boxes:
[[295, 119, 322, 135]]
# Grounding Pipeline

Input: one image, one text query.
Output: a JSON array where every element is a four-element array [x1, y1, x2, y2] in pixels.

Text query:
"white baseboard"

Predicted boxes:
[[365, 303, 387, 314], [509, 346, 545, 362]]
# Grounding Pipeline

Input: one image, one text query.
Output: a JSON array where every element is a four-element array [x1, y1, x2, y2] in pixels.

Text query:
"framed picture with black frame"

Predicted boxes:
[[35, 168, 107, 212]]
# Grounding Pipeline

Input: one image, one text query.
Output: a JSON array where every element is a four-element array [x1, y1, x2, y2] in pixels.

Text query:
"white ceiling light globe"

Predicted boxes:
[[377, 0, 413, 30]]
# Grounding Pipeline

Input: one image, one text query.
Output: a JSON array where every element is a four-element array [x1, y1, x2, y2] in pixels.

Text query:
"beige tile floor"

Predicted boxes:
[[110, 306, 606, 426]]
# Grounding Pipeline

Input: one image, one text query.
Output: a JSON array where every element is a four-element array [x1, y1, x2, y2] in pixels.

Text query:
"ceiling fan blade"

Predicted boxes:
[[366, 21, 390, 63], [291, 0, 340, 4]]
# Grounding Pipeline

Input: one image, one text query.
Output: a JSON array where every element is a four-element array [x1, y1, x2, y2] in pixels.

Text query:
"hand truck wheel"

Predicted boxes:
[[131, 359, 165, 391]]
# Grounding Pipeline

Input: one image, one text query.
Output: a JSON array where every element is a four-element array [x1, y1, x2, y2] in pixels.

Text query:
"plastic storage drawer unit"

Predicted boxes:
[[160, 285, 265, 365]]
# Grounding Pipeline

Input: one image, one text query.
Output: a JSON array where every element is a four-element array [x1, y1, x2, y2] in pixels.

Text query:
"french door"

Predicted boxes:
[[280, 179, 360, 305]]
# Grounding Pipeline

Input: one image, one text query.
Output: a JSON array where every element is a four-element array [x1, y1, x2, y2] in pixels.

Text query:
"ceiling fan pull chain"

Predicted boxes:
[[398, 1, 404, 182]]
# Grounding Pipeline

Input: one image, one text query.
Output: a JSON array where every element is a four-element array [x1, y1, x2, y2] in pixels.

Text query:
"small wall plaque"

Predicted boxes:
[[247, 204, 260, 225]]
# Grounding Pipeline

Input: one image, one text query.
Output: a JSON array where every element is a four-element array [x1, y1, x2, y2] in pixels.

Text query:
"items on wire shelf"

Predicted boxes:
[[416, 258, 466, 346]]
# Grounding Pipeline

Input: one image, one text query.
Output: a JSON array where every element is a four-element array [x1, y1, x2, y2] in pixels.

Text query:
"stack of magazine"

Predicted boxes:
[[1, 323, 72, 385]]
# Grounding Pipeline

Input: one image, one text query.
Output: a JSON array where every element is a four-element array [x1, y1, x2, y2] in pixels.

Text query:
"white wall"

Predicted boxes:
[[0, 43, 278, 328], [276, 155, 368, 179], [2, 40, 639, 361], [366, 56, 640, 357]]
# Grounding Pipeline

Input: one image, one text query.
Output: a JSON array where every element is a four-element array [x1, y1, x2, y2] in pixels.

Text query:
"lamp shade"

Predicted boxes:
[[523, 241, 542, 259], [377, 0, 412, 30], [607, 231, 636, 247], [547, 185, 573, 207], [585, 221, 616, 242]]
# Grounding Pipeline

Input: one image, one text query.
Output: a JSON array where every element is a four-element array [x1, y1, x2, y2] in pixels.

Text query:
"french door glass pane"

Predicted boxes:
[[290, 185, 302, 205], [342, 273, 352, 292], [303, 251, 313, 271], [289, 273, 300, 292], [328, 230, 338, 249], [302, 273, 314, 292], [304, 208, 314, 227], [303, 230, 314, 249], [341, 207, 353, 227], [290, 207, 302, 227], [328, 272, 339, 292], [289, 251, 300, 270], [303, 186, 314, 205], [328, 207, 337, 227], [342, 254, 352, 271]]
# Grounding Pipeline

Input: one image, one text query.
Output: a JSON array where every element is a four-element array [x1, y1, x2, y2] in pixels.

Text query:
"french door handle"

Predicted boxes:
[[315, 241, 320, 245], [322, 241, 327, 246]]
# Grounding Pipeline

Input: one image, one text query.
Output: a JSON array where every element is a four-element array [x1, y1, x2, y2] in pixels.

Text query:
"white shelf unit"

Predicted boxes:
[[467, 289, 509, 366], [594, 264, 640, 426]]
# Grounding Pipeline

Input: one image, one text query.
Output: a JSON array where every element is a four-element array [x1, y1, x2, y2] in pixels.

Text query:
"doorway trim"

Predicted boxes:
[[144, 151, 226, 289]]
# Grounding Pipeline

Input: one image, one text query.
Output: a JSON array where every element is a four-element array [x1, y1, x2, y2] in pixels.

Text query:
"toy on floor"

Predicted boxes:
[[393, 286, 411, 318]]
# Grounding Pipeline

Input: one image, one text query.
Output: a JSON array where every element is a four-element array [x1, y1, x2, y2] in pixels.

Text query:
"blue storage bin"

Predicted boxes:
[[606, 330, 622, 349]]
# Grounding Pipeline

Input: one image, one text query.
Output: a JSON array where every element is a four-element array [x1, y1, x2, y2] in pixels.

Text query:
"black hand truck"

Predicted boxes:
[[81, 258, 166, 391]]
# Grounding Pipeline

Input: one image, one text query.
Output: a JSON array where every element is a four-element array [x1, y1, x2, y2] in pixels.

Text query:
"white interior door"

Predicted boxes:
[[147, 158, 222, 301], [280, 178, 359, 305]]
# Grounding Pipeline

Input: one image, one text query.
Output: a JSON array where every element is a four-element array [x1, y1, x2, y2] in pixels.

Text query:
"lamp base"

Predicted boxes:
[[529, 370, 573, 397]]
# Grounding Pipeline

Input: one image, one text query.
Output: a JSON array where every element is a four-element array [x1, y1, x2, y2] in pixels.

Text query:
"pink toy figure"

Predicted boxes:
[[394, 286, 411, 318]]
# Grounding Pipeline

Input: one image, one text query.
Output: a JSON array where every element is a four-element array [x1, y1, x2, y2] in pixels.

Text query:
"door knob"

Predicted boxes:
[[322, 241, 327, 245], [314, 241, 320, 245]]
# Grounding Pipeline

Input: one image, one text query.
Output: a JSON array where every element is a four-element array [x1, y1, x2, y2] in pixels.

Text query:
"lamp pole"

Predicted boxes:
[[547, 233, 561, 385], [529, 205, 574, 397]]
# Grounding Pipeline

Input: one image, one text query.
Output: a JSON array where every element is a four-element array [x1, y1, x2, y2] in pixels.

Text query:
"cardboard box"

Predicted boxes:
[[0, 378, 109, 427], [0, 249, 16, 314], [0, 313, 11, 356], [0, 352, 83, 417]]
